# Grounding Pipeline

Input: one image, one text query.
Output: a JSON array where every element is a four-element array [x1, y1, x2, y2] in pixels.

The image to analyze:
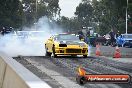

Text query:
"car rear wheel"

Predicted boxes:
[[83, 55, 87, 58], [123, 44, 131, 48], [45, 47, 51, 56], [117, 44, 121, 47], [45, 51, 52, 56], [71, 55, 77, 57]]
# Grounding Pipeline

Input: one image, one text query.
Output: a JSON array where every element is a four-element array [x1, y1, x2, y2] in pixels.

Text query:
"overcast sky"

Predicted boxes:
[[59, 0, 81, 18]]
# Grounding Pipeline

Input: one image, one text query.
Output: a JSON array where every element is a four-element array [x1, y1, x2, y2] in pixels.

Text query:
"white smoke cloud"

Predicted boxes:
[[0, 17, 63, 57]]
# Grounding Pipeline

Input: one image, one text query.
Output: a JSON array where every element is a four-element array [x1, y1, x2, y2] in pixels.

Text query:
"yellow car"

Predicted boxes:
[[45, 34, 88, 57]]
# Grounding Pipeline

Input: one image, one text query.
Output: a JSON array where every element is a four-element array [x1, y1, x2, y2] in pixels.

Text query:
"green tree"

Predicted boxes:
[[56, 16, 81, 32], [92, 0, 132, 34], [75, 1, 93, 27], [22, 0, 60, 26], [0, 0, 25, 29], [55, 0, 132, 34]]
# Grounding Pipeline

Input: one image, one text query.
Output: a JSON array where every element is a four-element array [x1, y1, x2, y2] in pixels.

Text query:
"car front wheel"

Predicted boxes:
[[83, 55, 87, 58]]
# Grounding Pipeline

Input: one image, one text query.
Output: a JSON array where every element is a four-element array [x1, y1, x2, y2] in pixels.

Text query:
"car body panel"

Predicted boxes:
[[45, 34, 88, 56]]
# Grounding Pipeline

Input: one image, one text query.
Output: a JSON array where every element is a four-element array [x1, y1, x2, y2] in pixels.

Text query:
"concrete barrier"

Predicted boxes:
[[0, 52, 51, 88]]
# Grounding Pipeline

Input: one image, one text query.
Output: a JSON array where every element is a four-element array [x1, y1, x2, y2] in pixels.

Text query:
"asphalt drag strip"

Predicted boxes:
[[13, 56, 132, 88]]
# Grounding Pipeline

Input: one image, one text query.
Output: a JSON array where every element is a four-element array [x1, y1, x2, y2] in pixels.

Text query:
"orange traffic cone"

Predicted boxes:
[[95, 44, 101, 56], [113, 46, 121, 58]]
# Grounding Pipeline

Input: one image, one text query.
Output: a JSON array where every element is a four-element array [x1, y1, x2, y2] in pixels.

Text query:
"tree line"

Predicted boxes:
[[57, 0, 132, 35], [0, 0, 60, 30], [0, 0, 132, 35]]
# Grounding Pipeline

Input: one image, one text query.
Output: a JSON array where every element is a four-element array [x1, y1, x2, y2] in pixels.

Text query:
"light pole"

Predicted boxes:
[[35, 0, 38, 31], [126, 0, 128, 34]]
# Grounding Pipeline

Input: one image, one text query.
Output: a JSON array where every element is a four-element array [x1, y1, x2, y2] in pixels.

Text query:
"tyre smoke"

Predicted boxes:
[[0, 17, 63, 57]]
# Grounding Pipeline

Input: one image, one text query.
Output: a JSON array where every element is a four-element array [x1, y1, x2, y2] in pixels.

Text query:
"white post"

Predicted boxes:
[[35, 0, 38, 31], [36, 0, 38, 18], [126, 0, 128, 34]]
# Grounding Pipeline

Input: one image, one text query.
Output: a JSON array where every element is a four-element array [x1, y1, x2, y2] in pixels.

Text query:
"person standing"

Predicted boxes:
[[85, 30, 90, 44], [116, 31, 120, 38], [78, 30, 84, 40], [109, 29, 116, 46]]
